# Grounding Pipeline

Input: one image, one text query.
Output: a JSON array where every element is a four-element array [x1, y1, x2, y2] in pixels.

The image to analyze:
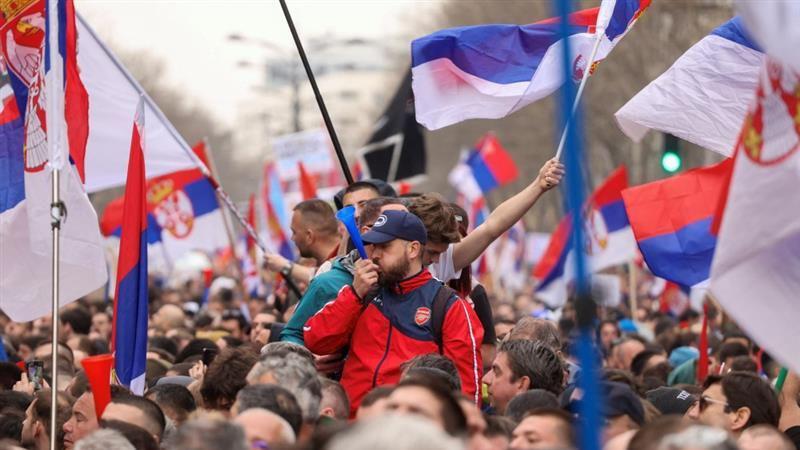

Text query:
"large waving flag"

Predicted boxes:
[[534, 166, 637, 307], [0, 0, 107, 322], [711, 62, 800, 375], [622, 159, 732, 288], [98, 142, 228, 263], [411, 0, 651, 130], [112, 98, 148, 395], [615, 17, 764, 156]]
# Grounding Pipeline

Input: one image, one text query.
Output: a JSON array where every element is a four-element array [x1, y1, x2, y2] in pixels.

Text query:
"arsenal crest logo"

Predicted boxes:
[[414, 307, 431, 327]]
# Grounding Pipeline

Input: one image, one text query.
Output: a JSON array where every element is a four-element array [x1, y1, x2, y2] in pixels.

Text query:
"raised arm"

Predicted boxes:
[[263, 253, 314, 284], [452, 158, 564, 272]]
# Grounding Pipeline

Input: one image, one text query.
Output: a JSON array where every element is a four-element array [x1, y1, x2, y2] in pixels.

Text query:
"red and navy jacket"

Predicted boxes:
[[304, 269, 484, 415]]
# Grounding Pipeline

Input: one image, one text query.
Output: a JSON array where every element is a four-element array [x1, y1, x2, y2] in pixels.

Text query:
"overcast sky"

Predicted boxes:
[[75, 0, 436, 128]]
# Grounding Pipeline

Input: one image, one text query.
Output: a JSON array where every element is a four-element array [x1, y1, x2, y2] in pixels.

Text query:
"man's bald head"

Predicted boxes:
[[234, 408, 295, 447], [155, 304, 185, 332]]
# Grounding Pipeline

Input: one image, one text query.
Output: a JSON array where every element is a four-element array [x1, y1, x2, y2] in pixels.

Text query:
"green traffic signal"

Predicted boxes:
[[661, 134, 682, 173], [661, 150, 682, 173]]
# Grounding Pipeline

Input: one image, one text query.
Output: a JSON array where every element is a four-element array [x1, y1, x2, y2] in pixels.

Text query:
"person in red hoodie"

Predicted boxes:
[[304, 210, 484, 415]]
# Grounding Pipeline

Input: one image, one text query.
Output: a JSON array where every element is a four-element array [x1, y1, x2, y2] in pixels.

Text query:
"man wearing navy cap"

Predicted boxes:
[[304, 210, 484, 415]]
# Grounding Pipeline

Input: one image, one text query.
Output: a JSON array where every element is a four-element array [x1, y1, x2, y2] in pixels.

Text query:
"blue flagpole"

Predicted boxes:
[[553, 1, 601, 450]]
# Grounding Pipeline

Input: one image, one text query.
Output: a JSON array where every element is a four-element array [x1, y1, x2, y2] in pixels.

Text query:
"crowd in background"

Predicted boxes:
[[0, 162, 798, 450]]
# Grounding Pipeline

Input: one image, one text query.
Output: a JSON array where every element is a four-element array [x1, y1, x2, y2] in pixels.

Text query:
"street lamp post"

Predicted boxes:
[[230, 34, 302, 133]]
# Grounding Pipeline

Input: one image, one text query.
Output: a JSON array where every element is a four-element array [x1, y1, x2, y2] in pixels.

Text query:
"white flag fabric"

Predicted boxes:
[[615, 17, 764, 156], [711, 62, 800, 373], [76, 15, 197, 193], [737, 0, 800, 74], [0, 3, 107, 322]]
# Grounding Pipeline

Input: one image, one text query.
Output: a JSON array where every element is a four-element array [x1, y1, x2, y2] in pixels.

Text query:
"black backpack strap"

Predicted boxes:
[[431, 284, 456, 354]]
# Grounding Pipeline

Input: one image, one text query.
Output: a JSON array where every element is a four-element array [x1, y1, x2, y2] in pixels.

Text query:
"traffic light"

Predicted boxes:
[[661, 133, 682, 173]]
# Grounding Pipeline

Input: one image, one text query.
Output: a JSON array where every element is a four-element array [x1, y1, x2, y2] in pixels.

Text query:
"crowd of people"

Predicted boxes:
[[1, 159, 798, 450]]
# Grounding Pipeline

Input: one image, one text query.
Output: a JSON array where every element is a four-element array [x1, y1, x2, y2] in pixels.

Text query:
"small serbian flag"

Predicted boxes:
[[112, 98, 148, 395], [412, 0, 651, 130], [621, 159, 732, 288], [467, 133, 518, 194], [534, 166, 637, 307], [99, 141, 228, 263]]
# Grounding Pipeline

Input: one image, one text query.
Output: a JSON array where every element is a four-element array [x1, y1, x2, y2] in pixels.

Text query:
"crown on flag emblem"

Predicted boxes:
[[147, 179, 176, 205], [0, 0, 38, 22]]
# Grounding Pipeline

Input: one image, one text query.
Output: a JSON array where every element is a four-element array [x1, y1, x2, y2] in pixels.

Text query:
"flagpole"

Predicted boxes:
[[46, 0, 64, 447], [49, 172, 62, 450], [278, 0, 354, 185], [203, 176, 303, 298], [554, 33, 602, 161], [202, 139, 246, 284], [628, 261, 638, 319], [554, 0, 616, 161]]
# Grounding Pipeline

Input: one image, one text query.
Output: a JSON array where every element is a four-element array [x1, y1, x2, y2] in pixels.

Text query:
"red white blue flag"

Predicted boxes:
[[616, 17, 763, 156], [99, 142, 228, 265], [533, 166, 637, 307], [466, 133, 518, 194], [0, 0, 106, 321], [622, 159, 732, 288], [412, 0, 650, 130], [112, 98, 148, 395]]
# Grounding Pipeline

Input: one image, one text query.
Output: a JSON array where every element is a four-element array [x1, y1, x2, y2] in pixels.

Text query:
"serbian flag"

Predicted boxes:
[[112, 98, 148, 395], [711, 62, 800, 375], [533, 166, 638, 307], [261, 162, 294, 260], [0, 1, 107, 321], [467, 133, 518, 194], [616, 17, 764, 156], [99, 141, 228, 264], [412, 0, 651, 130], [448, 149, 484, 203], [621, 159, 732, 288]]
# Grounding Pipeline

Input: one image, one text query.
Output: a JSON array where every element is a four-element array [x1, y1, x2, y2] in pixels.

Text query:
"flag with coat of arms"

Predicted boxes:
[[533, 166, 638, 307]]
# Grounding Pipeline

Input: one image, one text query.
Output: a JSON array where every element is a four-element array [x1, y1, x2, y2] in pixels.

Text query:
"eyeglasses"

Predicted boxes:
[[698, 395, 732, 413]]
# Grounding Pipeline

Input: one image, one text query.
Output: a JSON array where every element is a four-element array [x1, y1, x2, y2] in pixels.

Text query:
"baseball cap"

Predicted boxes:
[[646, 387, 696, 416], [360, 210, 427, 245], [564, 381, 645, 425]]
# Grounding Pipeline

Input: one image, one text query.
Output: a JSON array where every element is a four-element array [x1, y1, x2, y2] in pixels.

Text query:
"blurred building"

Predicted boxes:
[[233, 36, 404, 162]]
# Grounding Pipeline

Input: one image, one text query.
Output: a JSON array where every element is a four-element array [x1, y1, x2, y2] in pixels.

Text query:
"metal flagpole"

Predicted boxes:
[[554, 0, 617, 161], [278, 0, 354, 185], [73, 14, 300, 296], [46, 0, 64, 447], [202, 138, 245, 284]]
